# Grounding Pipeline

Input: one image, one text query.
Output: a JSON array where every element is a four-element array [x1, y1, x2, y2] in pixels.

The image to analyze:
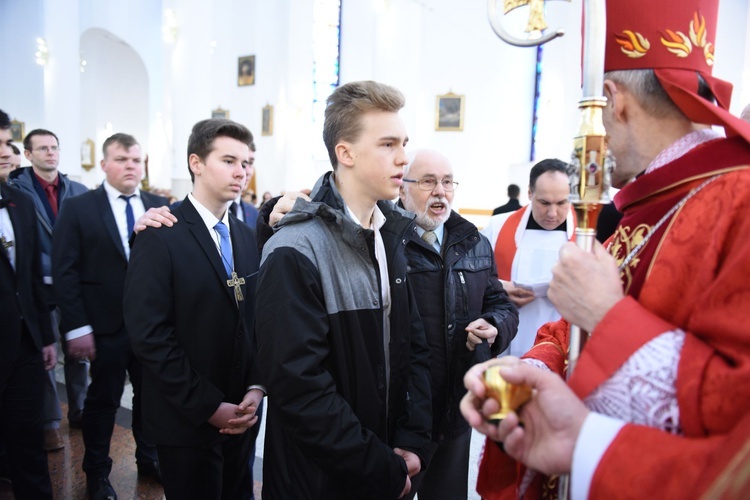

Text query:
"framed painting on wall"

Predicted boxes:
[[212, 107, 230, 119], [435, 93, 465, 131], [261, 105, 273, 136], [238, 55, 255, 86], [81, 138, 95, 171], [10, 119, 24, 142]]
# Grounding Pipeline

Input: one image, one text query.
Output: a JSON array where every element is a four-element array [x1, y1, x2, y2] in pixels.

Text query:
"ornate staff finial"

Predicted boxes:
[[487, 2, 611, 498], [487, 0, 569, 47]]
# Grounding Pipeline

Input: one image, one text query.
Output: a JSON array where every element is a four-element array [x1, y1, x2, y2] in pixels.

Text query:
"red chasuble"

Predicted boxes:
[[476, 137, 750, 499]]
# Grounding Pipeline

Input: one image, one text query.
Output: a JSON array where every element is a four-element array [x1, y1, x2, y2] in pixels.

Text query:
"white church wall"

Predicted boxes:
[[0, 0, 45, 144], [75, 0, 161, 187], [714, 0, 750, 114], [1, 0, 748, 201]]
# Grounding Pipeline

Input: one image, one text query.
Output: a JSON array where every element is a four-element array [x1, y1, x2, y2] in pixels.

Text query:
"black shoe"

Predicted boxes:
[[88, 476, 117, 500], [136, 460, 162, 484]]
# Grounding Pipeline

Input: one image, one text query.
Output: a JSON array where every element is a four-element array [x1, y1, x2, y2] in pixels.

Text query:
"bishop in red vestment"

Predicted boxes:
[[464, 0, 750, 498]]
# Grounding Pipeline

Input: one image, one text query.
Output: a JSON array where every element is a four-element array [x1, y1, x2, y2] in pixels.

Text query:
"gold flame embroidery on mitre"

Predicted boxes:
[[615, 30, 650, 58], [661, 29, 692, 58]]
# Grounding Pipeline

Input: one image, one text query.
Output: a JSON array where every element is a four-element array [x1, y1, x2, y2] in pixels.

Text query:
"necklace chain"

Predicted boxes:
[[617, 174, 721, 271]]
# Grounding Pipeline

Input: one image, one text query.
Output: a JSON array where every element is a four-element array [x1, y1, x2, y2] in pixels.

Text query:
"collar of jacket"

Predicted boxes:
[[279, 171, 416, 235], [8, 166, 73, 191], [396, 200, 479, 250]]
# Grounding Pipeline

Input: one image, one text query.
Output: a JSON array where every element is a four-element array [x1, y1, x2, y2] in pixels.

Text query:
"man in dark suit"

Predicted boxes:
[[52, 133, 166, 499], [229, 141, 259, 228], [8, 127, 89, 449], [152, 141, 259, 230], [124, 118, 264, 499], [0, 109, 56, 499], [492, 183, 521, 215]]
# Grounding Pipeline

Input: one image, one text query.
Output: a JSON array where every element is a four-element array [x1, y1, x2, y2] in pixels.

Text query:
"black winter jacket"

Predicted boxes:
[[256, 173, 432, 499], [404, 209, 518, 442]]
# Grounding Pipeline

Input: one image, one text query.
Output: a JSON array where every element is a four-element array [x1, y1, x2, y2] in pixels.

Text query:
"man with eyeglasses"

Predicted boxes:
[[396, 149, 518, 499], [8, 129, 89, 451], [480, 159, 575, 359]]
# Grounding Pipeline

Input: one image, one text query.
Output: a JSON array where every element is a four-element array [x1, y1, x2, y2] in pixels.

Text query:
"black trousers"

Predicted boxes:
[[407, 428, 472, 500], [157, 432, 253, 500], [81, 327, 157, 479], [0, 332, 53, 499]]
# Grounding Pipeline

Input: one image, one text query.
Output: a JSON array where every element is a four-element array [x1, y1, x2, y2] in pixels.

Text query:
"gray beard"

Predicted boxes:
[[415, 205, 450, 231]]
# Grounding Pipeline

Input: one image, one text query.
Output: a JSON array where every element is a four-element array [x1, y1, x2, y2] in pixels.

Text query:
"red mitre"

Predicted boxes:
[[603, 0, 750, 143]]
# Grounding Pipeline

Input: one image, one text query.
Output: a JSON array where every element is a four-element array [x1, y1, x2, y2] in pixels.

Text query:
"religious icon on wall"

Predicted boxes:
[[212, 107, 230, 119], [436, 93, 465, 131], [81, 138, 95, 171], [238, 55, 255, 86], [10, 119, 24, 142], [262, 105, 273, 136]]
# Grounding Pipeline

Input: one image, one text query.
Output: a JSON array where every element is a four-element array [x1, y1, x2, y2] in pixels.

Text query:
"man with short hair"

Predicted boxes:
[[492, 183, 521, 215], [461, 0, 750, 497], [124, 119, 264, 499], [398, 149, 518, 499], [481, 159, 575, 357], [8, 144, 21, 175], [0, 143, 16, 183], [229, 142, 259, 228], [0, 109, 56, 498], [8, 128, 89, 450], [256, 81, 432, 499], [52, 133, 165, 499]]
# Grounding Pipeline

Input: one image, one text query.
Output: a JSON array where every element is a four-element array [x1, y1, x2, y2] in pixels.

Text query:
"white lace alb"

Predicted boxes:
[[584, 330, 685, 435]]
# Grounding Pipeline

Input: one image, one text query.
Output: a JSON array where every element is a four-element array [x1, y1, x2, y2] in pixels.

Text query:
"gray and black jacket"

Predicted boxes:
[[8, 166, 88, 305], [256, 172, 432, 499]]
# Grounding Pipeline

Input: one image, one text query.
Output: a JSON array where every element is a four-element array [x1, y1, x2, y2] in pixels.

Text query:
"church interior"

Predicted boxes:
[[2, 0, 750, 498], [3, 0, 747, 220]]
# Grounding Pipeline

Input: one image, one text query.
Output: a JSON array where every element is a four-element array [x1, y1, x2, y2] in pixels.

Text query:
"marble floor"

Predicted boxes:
[[0, 364, 484, 499], [0, 386, 262, 499]]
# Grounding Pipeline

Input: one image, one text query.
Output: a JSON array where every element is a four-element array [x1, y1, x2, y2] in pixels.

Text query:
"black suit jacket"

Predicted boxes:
[[51, 186, 169, 336], [492, 198, 522, 215], [123, 197, 261, 446], [0, 184, 54, 368]]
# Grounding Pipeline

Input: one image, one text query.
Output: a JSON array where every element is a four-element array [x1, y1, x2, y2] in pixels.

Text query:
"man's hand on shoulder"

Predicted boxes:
[[269, 189, 311, 226], [134, 206, 177, 234]]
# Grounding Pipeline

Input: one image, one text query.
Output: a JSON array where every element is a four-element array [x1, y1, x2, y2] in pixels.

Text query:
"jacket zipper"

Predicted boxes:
[[458, 271, 469, 316]]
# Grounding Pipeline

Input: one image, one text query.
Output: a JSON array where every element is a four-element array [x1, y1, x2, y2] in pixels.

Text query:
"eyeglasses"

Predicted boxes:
[[32, 146, 60, 154], [403, 178, 459, 192]]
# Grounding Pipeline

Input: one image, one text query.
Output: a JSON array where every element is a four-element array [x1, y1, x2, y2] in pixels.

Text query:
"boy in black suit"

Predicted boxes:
[[124, 119, 263, 499], [52, 133, 166, 499], [0, 109, 56, 498]]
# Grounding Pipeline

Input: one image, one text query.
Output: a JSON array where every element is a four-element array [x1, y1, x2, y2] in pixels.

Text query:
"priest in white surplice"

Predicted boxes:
[[481, 159, 575, 357]]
